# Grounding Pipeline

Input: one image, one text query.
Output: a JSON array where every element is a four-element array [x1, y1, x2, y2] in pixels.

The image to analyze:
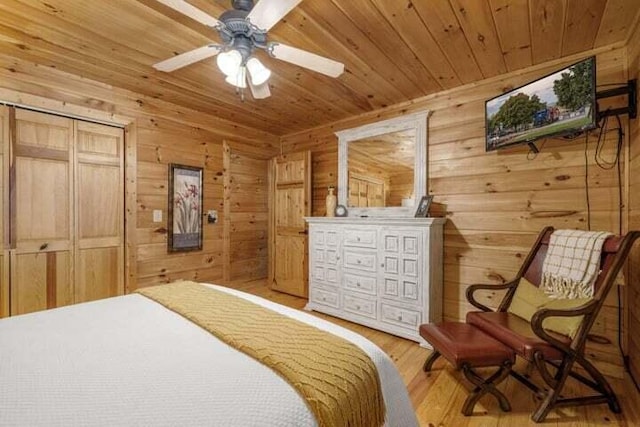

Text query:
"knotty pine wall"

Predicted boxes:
[[0, 54, 278, 292], [627, 23, 640, 383], [223, 142, 269, 283], [282, 45, 630, 377]]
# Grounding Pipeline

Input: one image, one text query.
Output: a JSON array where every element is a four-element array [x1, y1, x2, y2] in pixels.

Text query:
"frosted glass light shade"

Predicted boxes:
[[246, 57, 271, 86], [225, 66, 247, 88], [217, 50, 242, 77]]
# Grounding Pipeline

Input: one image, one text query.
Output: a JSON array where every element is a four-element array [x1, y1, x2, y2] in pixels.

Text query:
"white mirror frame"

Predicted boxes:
[[336, 110, 429, 218]]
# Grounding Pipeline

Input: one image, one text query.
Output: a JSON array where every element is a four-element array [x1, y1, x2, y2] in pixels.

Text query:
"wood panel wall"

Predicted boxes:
[[223, 142, 269, 283], [0, 54, 278, 294], [626, 22, 640, 384], [281, 44, 630, 377]]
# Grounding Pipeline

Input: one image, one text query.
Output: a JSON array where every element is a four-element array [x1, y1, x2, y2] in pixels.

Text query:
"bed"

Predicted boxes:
[[0, 283, 418, 426]]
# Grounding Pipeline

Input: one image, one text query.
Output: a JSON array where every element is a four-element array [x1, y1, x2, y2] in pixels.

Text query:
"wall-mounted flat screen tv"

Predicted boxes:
[[485, 56, 596, 152]]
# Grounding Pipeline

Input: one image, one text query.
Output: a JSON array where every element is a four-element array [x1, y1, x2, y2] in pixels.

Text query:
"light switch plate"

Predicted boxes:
[[153, 209, 163, 223]]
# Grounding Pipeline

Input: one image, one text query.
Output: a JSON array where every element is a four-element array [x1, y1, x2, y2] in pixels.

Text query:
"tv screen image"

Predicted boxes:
[[485, 56, 596, 151]]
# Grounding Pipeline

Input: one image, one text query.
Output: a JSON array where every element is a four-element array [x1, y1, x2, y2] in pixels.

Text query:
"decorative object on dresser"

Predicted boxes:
[[305, 217, 445, 344], [325, 186, 336, 217], [414, 195, 433, 218], [334, 204, 348, 217], [168, 163, 204, 252]]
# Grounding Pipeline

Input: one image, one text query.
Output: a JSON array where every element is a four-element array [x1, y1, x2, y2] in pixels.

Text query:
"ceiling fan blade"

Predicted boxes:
[[270, 43, 344, 78], [155, 0, 221, 28], [248, 78, 271, 99], [247, 0, 302, 31], [153, 44, 222, 72]]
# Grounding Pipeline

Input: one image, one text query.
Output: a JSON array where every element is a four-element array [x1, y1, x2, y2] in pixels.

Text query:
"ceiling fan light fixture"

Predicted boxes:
[[217, 49, 242, 76], [225, 66, 247, 88], [246, 57, 271, 86]]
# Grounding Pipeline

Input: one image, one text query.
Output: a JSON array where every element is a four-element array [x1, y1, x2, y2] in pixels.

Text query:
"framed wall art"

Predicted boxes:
[[168, 163, 203, 252]]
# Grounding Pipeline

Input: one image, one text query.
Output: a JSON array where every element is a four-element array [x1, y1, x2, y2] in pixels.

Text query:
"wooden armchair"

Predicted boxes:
[[465, 226, 640, 422]]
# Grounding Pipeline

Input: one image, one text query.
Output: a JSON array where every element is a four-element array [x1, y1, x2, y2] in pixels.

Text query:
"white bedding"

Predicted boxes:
[[0, 284, 418, 426]]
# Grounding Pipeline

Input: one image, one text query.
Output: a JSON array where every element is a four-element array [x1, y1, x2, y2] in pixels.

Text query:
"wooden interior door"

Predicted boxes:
[[10, 109, 73, 315], [74, 121, 124, 303], [269, 151, 311, 297]]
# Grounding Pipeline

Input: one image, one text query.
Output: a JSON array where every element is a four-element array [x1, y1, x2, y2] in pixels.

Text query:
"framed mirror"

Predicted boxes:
[[336, 111, 428, 217]]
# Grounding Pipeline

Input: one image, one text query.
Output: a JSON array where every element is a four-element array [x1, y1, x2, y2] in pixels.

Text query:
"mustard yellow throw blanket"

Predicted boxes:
[[137, 281, 385, 427]]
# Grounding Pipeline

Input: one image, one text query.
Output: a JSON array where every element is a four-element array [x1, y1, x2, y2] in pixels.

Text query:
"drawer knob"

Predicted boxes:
[[356, 282, 361, 287], [356, 305, 361, 310], [397, 315, 402, 321], [357, 260, 361, 264], [357, 237, 361, 241]]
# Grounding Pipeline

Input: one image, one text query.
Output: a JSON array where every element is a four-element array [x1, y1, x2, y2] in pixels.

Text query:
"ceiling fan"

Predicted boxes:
[[152, 0, 345, 99]]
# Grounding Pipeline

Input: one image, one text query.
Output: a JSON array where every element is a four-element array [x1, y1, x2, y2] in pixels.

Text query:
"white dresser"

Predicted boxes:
[[305, 217, 445, 344]]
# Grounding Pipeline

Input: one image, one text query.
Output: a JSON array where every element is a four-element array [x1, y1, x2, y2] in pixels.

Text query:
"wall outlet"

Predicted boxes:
[[153, 209, 163, 223], [207, 210, 218, 224]]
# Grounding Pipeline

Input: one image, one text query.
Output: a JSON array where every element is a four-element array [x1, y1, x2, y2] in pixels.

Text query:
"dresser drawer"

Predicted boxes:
[[344, 250, 377, 272], [343, 272, 377, 295], [344, 228, 377, 248], [310, 287, 340, 309], [380, 303, 422, 330], [343, 293, 377, 319]]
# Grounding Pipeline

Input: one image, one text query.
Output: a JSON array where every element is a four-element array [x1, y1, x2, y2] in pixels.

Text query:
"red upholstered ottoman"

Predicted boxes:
[[419, 322, 515, 416]]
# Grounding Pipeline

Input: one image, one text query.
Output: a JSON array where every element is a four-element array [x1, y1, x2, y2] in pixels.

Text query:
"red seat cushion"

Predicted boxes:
[[419, 322, 515, 369], [466, 311, 571, 361]]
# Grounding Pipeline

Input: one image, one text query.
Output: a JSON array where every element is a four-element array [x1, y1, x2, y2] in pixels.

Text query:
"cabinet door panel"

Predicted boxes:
[[11, 251, 72, 315], [78, 164, 120, 238], [16, 158, 69, 242], [76, 247, 120, 303]]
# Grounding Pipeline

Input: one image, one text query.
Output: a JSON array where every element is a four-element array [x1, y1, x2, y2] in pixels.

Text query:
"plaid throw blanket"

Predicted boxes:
[[541, 229, 611, 299]]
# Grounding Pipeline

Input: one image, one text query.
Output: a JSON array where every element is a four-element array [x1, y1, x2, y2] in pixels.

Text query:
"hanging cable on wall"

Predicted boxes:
[[587, 111, 640, 392]]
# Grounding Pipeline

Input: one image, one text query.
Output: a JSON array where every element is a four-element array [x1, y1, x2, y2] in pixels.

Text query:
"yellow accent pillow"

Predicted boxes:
[[507, 277, 590, 338]]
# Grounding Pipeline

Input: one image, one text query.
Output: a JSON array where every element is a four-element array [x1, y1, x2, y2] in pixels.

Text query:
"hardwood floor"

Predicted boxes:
[[225, 279, 640, 427]]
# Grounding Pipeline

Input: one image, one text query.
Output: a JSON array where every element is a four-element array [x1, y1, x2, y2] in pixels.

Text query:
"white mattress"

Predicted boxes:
[[0, 284, 418, 426]]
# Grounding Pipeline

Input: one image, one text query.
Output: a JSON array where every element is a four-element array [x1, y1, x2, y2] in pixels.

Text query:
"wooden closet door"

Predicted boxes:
[[11, 109, 73, 315], [74, 121, 124, 303]]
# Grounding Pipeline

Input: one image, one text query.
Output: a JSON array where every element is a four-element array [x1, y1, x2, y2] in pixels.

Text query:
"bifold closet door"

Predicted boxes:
[[74, 121, 124, 303], [11, 109, 74, 315]]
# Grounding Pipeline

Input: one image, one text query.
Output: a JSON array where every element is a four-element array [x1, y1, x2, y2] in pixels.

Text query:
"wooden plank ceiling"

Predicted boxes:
[[0, 0, 638, 136]]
